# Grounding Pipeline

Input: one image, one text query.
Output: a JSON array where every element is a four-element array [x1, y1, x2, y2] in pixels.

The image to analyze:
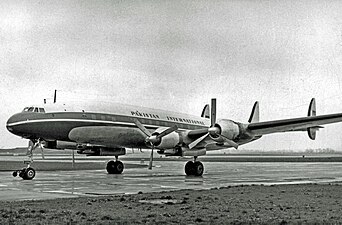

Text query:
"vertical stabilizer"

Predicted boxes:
[[307, 98, 317, 140], [201, 104, 210, 118], [307, 98, 316, 117], [53, 89, 57, 103], [248, 101, 259, 123]]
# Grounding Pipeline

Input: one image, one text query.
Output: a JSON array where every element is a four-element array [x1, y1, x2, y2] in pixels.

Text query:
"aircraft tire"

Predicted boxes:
[[185, 161, 195, 176], [12, 171, 18, 177], [106, 160, 124, 174], [193, 161, 204, 176], [22, 168, 36, 180]]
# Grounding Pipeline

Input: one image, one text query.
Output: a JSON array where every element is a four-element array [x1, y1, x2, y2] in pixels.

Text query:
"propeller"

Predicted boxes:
[[188, 98, 238, 149], [134, 119, 178, 169]]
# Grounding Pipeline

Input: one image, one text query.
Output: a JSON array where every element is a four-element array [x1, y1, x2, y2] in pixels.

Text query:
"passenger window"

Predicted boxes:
[[39, 108, 45, 113], [111, 116, 116, 122], [28, 107, 34, 112]]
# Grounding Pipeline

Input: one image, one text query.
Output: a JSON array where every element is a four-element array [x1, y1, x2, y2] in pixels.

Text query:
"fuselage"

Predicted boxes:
[[6, 103, 213, 148]]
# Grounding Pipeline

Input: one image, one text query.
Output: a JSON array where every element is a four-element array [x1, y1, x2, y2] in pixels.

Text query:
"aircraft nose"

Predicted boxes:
[[6, 115, 16, 133], [6, 113, 22, 135]]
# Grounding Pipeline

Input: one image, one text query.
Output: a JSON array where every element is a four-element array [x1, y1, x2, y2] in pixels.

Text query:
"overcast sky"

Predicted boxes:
[[1, 0, 342, 150]]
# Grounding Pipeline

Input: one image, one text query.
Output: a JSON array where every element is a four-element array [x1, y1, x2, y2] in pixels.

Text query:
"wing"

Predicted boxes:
[[247, 113, 342, 135]]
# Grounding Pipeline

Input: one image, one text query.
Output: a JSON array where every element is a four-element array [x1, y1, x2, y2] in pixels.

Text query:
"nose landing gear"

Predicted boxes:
[[12, 139, 39, 180], [12, 167, 36, 180]]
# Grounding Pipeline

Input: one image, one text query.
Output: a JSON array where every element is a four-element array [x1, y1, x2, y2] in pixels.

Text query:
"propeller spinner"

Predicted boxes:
[[188, 98, 238, 150]]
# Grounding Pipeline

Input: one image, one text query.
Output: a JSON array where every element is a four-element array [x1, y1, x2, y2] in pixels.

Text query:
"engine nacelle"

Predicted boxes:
[[212, 119, 240, 141], [153, 128, 181, 150], [158, 146, 183, 156]]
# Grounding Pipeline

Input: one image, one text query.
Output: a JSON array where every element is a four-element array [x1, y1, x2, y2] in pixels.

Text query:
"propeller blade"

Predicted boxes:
[[148, 145, 154, 170], [188, 133, 209, 149], [156, 125, 178, 139], [134, 119, 152, 137], [217, 134, 239, 149], [211, 98, 216, 127]]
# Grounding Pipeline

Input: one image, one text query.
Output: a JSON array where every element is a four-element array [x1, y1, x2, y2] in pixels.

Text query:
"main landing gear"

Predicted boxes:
[[184, 157, 204, 176], [106, 156, 124, 174]]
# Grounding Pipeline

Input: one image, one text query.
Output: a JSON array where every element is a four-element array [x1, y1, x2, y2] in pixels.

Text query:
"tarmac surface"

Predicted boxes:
[[1, 157, 342, 201]]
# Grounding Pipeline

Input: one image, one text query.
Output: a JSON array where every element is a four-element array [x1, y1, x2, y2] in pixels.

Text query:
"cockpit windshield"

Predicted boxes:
[[22, 107, 45, 113]]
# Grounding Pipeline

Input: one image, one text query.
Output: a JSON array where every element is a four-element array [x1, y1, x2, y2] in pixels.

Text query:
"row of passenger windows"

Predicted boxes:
[[86, 114, 203, 130]]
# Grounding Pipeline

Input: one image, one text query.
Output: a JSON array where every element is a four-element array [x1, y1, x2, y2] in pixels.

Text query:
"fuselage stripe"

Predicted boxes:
[[6, 118, 207, 131]]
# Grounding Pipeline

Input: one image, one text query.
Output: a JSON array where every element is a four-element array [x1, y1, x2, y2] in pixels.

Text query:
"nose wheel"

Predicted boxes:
[[185, 160, 204, 176], [12, 167, 36, 180]]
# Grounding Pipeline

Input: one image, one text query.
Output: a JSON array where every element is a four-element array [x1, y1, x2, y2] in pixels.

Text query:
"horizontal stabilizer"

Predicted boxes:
[[294, 126, 324, 132]]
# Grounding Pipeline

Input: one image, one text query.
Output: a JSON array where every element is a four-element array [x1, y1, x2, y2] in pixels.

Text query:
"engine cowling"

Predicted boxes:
[[152, 128, 181, 150], [211, 119, 240, 142]]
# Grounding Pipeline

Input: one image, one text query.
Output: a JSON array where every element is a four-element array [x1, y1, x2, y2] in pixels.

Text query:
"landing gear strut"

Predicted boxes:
[[185, 157, 204, 176], [13, 139, 39, 180], [106, 156, 124, 174]]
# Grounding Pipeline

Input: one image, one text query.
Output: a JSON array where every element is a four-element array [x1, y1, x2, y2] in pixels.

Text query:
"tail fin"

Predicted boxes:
[[201, 104, 210, 118], [307, 98, 317, 140], [307, 98, 316, 117], [248, 101, 259, 123]]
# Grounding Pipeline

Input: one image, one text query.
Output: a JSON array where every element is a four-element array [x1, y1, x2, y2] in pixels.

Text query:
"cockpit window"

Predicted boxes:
[[22, 107, 45, 113]]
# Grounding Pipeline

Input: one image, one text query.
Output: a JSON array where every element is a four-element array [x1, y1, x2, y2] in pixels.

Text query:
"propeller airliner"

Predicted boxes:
[[6, 98, 342, 180]]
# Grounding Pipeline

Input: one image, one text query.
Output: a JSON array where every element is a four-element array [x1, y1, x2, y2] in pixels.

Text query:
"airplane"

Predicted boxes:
[[6, 98, 342, 180]]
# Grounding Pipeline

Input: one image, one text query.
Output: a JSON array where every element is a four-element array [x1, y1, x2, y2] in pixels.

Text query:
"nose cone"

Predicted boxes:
[[6, 113, 23, 136], [6, 114, 17, 134]]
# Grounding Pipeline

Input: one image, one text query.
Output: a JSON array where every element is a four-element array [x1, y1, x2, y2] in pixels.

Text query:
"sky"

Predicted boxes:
[[1, 0, 342, 150]]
